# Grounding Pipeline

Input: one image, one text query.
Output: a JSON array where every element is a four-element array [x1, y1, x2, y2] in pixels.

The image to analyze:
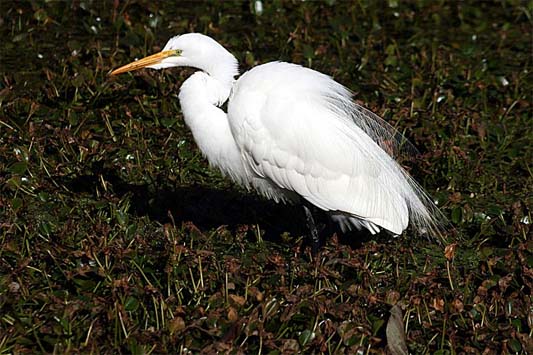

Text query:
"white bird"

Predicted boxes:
[[111, 33, 445, 248]]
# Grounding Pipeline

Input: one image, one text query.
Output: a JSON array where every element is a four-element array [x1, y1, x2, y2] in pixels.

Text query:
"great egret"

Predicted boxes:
[[111, 33, 445, 249]]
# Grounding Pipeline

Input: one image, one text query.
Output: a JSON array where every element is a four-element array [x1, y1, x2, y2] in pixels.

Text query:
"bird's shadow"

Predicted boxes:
[[64, 169, 377, 249]]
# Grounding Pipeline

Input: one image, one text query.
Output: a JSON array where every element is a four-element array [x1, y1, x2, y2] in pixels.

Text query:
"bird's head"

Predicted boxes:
[[110, 33, 238, 79]]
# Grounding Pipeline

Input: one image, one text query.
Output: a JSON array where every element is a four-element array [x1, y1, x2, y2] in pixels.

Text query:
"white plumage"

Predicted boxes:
[[111, 33, 445, 237]]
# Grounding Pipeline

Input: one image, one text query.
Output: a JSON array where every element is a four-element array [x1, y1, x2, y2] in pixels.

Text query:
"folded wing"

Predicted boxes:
[[229, 62, 443, 236]]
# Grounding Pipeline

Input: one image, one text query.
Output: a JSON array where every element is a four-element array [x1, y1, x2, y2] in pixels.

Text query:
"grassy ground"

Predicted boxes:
[[1, 0, 532, 353]]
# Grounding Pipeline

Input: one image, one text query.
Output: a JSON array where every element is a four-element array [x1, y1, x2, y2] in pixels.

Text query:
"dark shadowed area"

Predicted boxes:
[[0, 1, 531, 353]]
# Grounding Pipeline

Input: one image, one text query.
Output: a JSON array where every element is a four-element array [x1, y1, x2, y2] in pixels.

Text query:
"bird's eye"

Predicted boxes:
[[174, 49, 182, 56]]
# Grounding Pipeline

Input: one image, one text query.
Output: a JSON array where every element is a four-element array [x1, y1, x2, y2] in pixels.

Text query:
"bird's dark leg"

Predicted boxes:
[[303, 204, 321, 255]]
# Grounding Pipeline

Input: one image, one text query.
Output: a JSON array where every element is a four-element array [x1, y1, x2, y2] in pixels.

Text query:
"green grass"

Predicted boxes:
[[1, 0, 531, 353]]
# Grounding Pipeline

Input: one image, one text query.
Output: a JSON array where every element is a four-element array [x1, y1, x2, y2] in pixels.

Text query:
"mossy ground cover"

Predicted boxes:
[[0, 1, 531, 353]]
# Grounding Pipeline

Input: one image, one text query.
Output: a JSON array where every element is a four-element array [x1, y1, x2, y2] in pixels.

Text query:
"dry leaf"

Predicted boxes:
[[386, 290, 401, 305], [386, 305, 408, 355], [227, 307, 239, 322], [169, 316, 185, 334], [432, 298, 445, 312], [452, 299, 464, 313], [444, 242, 457, 261], [229, 294, 246, 306]]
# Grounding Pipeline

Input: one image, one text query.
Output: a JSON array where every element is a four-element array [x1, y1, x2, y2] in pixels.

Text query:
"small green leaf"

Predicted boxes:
[[508, 339, 521, 353], [39, 221, 53, 236], [72, 74, 85, 88], [511, 318, 522, 333], [126, 224, 137, 238], [11, 197, 23, 211], [125, 296, 139, 312], [302, 44, 315, 59], [33, 9, 48, 22], [451, 207, 462, 224], [116, 210, 129, 227], [73, 277, 97, 291], [372, 318, 385, 335], [245, 51, 255, 66], [298, 329, 313, 346], [345, 335, 359, 346], [9, 161, 28, 175], [160, 115, 175, 128], [384, 56, 397, 67], [38, 192, 49, 202]]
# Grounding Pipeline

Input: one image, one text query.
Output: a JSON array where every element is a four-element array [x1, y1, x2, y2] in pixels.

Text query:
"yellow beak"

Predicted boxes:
[[110, 50, 178, 75]]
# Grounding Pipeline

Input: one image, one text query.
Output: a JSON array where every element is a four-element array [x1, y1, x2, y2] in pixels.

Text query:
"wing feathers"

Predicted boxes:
[[229, 62, 445, 236]]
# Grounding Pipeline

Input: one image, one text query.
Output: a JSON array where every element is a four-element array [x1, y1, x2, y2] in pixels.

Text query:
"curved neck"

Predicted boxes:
[[179, 71, 233, 109], [206, 62, 238, 93], [177, 71, 247, 186], [198, 50, 239, 97]]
